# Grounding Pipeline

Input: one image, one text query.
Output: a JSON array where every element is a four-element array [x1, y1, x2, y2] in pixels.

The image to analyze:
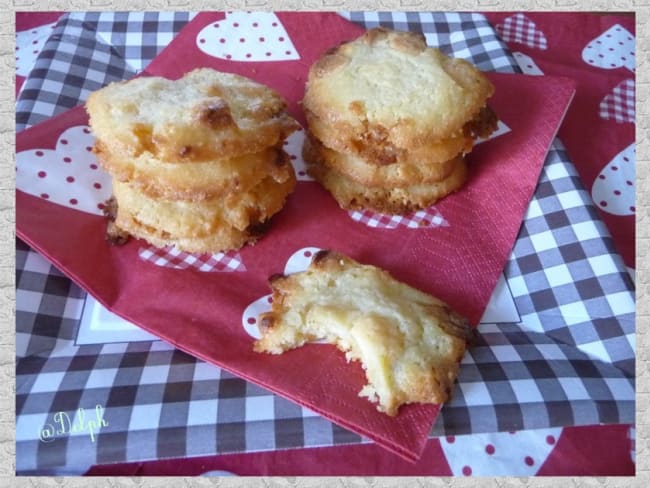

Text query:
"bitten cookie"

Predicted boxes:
[[254, 250, 473, 416]]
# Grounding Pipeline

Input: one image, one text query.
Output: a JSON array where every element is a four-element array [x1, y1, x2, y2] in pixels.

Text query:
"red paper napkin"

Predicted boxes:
[[16, 12, 576, 461]]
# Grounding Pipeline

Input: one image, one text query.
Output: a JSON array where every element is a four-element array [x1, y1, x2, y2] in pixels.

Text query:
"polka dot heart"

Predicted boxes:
[[440, 427, 562, 476], [196, 12, 299, 62], [16, 125, 111, 216], [592, 142, 635, 216], [241, 247, 322, 338], [582, 24, 635, 72], [15, 22, 57, 77], [283, 126, 313, 182], [513, 51, 544, 75], [242, 293, 274, 339]]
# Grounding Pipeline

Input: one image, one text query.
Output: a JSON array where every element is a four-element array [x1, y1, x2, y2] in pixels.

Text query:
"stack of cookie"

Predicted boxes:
[[302, 28, 498, 214], [86, 68, 299, 253]]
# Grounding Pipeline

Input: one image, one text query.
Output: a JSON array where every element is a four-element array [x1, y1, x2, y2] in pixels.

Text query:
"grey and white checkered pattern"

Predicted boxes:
[[15, 14, 135, 131], [16, 238, 86, 360], [16, 241, 356, 472], [15, 12, 195, 132], [67, 12, 197, 73], [15, 11, 635, 474], [433, 322, 634, 436], [508, 140, 635, 374]]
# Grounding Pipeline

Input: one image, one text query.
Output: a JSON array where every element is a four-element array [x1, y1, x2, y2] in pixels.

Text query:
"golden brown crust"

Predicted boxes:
[[113, 207, 258, 254], [103, 196, 130, 245], [112, 160, 296, 239], [310, 47, 350, 79], [193, 98, 235, 130], [95, 143, 291, 201], [86, 68, 300, 162], [254, 250, 471, 416], [303, 132, 462, 188], [464, 105, 499, 139], [302, 27, 495, 156], [306, 156, 468, 214], [304, 106, 493, 166]]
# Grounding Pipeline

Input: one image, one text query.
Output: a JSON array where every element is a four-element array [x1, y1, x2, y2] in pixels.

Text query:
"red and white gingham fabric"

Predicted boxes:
[[600, 78, 635, 123], [137, 245, 246, 272], [495, 13, 548, 50], [348, 208, 448, 229]]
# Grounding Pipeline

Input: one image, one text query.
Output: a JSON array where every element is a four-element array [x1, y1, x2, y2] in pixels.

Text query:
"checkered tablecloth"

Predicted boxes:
[[15, 11, 635, 475]]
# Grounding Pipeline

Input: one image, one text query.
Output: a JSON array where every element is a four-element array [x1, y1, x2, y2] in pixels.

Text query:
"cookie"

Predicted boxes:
[[306, 156, 468, 214], [112, 205, 259, 254], [254, 250, 472, 416], [303, 132, 462, 187], [302, 28, 495, 162], [86, 68, 300, 162], [112, 160, 295, 240], [95, 143, 290, 201], [305, 105, 496, 166]]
